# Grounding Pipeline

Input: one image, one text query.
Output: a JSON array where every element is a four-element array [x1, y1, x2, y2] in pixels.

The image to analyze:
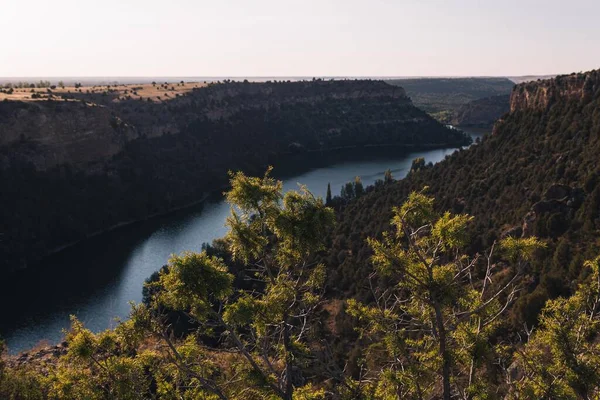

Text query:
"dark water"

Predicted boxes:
[[1, 133, 484, 353]]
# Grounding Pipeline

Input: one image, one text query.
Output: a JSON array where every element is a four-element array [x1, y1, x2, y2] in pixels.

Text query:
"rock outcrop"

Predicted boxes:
[[510, 70, 600, 112], [0, 101, 138, 170]]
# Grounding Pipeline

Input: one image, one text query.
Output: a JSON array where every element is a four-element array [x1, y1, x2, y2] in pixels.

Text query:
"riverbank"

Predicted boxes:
[[1, 142, 476, 354], [13, 137, 474, 274]]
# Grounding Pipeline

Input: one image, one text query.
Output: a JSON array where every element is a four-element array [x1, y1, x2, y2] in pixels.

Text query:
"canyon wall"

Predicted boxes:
[[510, 70, 600, 112], [0, 80, 409, 172], [0, 80, 467, 272], [0, 101, 138, 170]]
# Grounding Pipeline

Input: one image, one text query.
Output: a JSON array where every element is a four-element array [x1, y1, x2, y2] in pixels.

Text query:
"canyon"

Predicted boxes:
[[0, 80, 469, 272]]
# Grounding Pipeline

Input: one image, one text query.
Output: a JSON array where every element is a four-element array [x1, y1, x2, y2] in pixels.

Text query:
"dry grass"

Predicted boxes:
[[0, 81, 208, 103]]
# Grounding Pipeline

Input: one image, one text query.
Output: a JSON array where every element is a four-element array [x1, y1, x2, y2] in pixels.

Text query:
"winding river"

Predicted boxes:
[[1, 131, 484, 353]]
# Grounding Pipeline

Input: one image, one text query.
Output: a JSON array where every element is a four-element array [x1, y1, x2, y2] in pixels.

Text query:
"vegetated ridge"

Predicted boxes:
[[451, 94, 511, 128], [328, 69, 600, 328]]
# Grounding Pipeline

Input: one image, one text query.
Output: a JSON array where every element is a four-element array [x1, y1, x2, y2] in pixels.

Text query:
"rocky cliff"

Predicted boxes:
[[0, 101, 138, 170], [0, 80, 468, 272], [509, 70, 600, 112], [1, 80, 409, 172]]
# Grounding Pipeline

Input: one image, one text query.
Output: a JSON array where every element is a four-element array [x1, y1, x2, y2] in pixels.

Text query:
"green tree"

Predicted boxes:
[[48, 317, 153, 400], [354, 176, 364, 198], [326, 182, 332, 205], [513, 257, 600, 399], [341, 181, 354, 201], [384, 169, 393, 184], [348, 190, 544, 399], [410, 157, 426, 172], [145, 168, 335, 399]]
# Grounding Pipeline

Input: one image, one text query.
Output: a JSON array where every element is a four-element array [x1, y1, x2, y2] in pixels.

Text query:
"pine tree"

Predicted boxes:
[[348, 190, 544, 399], [384, 168, 393, 184], [326, 182, 332, 205], [354, 176, 364, 198], [513, 256, 600, 398], [143, 167, 335, 399]]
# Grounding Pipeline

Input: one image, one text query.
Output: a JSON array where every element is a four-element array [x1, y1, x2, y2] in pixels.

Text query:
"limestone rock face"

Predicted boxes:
[[0, 101, 138, 170], [510, 70, 600, 113], [0, 80, 410, 172]]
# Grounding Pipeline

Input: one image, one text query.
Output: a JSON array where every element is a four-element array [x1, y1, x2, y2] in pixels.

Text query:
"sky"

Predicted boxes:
[[1, 0, 599, 77]]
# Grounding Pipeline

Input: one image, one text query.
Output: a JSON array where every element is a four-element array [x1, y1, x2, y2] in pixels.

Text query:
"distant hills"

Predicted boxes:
[[451, 94, 511, 128], [386, 77, 515, 124], [0, 75, 555, 87]]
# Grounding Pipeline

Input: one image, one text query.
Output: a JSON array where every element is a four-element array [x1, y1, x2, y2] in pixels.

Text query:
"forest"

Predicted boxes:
[[1, 167, 599, 399], [327, 70, 600, 329]]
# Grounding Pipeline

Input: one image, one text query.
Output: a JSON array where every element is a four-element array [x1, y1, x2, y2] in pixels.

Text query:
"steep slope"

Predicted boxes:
[[0, 101, 138, 170], [451, 94, 510, 128], [0, 80, 470, 272], [328, 69, 600, 327]]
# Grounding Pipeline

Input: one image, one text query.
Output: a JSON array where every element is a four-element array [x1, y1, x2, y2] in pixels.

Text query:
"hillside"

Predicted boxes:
[[0, 80, 470, 272], [328, 69, 600, 328], [385, 77, 514, 119], [451, 94, 510, 128]]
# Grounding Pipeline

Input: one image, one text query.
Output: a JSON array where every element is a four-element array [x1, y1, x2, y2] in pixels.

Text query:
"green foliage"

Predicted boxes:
[[3, 179, 600, 398], [325, 183, 332, 205], [225, 167, 282, 216], [156, 252, 234, 320], [348, 191, 544, 399], [410, 157, 426, 172], [353, 177, 364, 198], [143, 169, 336, 399], [500, 236, 545, 264], [384, 169, 393, 184], [513, 257, 600, 399], [328, 69, 600, 329], [337, 176, 377, 203]]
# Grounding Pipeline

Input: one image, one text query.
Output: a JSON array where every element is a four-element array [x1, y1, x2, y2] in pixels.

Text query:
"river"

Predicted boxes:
[[1, 131, 484, 353]]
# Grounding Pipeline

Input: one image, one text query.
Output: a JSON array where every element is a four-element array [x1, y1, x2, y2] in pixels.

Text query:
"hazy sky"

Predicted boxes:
[[1, 0, 599, 77]]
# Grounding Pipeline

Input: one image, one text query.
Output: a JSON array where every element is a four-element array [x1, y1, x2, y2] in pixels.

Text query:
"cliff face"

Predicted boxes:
[[0, 81, 409, 172], [0, 80, 467, 272], [0, 101, 138, 170], [509, 70, 600, 112]]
